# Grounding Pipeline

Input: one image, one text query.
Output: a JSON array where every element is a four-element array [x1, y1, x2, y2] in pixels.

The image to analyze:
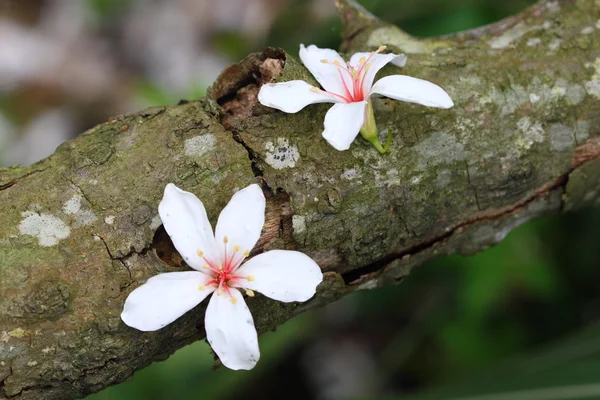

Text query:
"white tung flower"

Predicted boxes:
[[258, 44, 454, 152], [121, 183, 323, 370]]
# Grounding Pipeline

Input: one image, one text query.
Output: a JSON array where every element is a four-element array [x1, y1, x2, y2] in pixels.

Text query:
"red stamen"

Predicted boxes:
[[225, 253, 243, 274], [336, 69, 353, 101], [199, 255, 220, 274], [353, 72, 362, 100], [356, 48, 381, 76], [321, 89, 352, 103], [355, 47, 384, 98], [200, 240, 255, 302], [328, 60, 354, 81]]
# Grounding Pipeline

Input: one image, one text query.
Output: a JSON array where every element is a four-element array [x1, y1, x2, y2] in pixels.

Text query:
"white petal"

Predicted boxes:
[[215, 184, 265, 260], [258, 80, 340, 113], [205, 288, 259, 370], [349, 52, 407, 95], [236, 250, 323, 302], [299, 44, 353, 96], [370, 75, 454, 108], [390, 54, 408, 67], [322, 101, 367, 151], [159, 184, 219, 269], [121, 271, 214, 332]]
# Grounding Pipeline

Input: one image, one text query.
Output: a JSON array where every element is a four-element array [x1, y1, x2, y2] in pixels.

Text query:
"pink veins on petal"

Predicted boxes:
[[316, 46, 387, 103]]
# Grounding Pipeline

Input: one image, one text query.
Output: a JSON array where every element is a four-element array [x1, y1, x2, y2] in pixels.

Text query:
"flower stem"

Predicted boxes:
[[359, 100, 391, 154], [368, 129, 393, 154]]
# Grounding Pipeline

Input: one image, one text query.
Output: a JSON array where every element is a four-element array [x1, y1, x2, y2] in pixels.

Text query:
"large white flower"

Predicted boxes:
[[258, 44, 454, 152], [121, 183, 323, 370]]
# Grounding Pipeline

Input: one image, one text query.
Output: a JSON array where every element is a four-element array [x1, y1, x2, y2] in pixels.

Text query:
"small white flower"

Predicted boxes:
[[121, 183, 323, 370], [258, 44, 454, 152]]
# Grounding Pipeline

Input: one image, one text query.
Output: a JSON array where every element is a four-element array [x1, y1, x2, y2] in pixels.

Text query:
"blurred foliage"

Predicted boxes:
[[37, 0, 598, 398], [261, 0, 536, 56], [365, 322, 600, 400], [133, 80, 207, 109], [84, 0, 129, 19]]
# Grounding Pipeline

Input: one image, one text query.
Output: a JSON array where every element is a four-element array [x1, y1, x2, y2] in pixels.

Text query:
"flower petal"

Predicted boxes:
[[349, 52, 407, 95], [158, 184, 219, 269], [121, 271, 214, 332], [370, 75, 454, 108], [322, 101, 367, 151], [299, 44, 353, 96], [205, 288, 259, 370], [258, 80, 340, 113], [390, 55, 408, 67], [236, 250, 323, 302], [215, 184, 265, 259]]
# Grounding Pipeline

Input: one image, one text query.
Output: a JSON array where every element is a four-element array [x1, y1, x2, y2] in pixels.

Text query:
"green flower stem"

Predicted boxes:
[[359, 100, 390, 154]]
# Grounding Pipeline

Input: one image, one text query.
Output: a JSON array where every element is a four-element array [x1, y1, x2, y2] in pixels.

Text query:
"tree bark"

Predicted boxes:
[[1, 0, 600, 398]]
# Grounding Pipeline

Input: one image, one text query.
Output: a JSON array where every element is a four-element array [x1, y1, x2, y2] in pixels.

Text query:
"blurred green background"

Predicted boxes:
[[2, 0, 600, 399]]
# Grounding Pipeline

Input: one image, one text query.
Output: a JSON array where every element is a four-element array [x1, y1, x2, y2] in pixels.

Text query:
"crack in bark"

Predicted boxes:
[[0, 169, 47, 191], [0, 366, 12, 399], [231, 131, 268, 182], [464, 160, 482, 211], [343, 137, 600, 284], [65, 177, 96, 208], [96, 234, 133, 289], [96, 235, 115, 259], [343, 175, 567, 284]]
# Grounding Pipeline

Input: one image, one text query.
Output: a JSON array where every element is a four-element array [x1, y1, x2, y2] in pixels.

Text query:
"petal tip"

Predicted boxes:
[[242, 183, 264, 199], [120, 310, 153, 332], [164, 182, 178, 193], [391, 54, 407, 67], [438, 94, 454, 109]]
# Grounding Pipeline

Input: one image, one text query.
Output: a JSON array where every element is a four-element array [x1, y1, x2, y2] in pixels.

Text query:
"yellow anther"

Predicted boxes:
[[217, 289, 223, 295], [365, 64, 371, 72], [310, 86, 320, 92], [332, 60, 342, 66], [199, 285, 206, 291], [218, 266, 223, 270], [243, 249, 250, 257], [247, 275, 255, 282], [233, 245, 240, 252], [223, 236, 229, 244], [351, 70, 359, 77], [203, 264, 210, 269], [246, 289, 255, 297], [230, 297, 237, 304], [197, 250, 204, 257], [320, 59, 328, 63], [359, 56, 366, 65], [378, 45, 387, 52]]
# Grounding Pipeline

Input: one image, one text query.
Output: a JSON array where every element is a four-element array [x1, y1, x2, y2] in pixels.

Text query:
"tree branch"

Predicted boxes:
[[1, 0, 599, 398]]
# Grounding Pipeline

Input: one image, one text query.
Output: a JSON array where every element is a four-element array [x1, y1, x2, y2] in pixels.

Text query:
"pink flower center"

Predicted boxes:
[[318, 46, 387, 103], [196, 237, 255, 303]]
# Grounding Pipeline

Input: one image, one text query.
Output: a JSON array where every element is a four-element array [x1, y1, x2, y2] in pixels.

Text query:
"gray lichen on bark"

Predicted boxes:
[[1, 0, 600, 398]]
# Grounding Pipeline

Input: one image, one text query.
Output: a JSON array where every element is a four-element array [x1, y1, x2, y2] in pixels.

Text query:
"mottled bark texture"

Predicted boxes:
[[2, 0, 600, 398]]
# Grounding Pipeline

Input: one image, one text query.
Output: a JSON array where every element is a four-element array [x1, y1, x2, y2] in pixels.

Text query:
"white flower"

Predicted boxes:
[[258, 44, 454, 152], [121, 183, 323, 370]]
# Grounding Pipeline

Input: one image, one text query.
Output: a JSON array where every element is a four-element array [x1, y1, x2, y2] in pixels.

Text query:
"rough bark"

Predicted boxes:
[[1, 0, 600, 398]]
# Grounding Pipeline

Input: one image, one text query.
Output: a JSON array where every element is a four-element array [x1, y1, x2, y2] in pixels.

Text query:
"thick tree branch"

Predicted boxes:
[[1, 0, 600, 398]]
